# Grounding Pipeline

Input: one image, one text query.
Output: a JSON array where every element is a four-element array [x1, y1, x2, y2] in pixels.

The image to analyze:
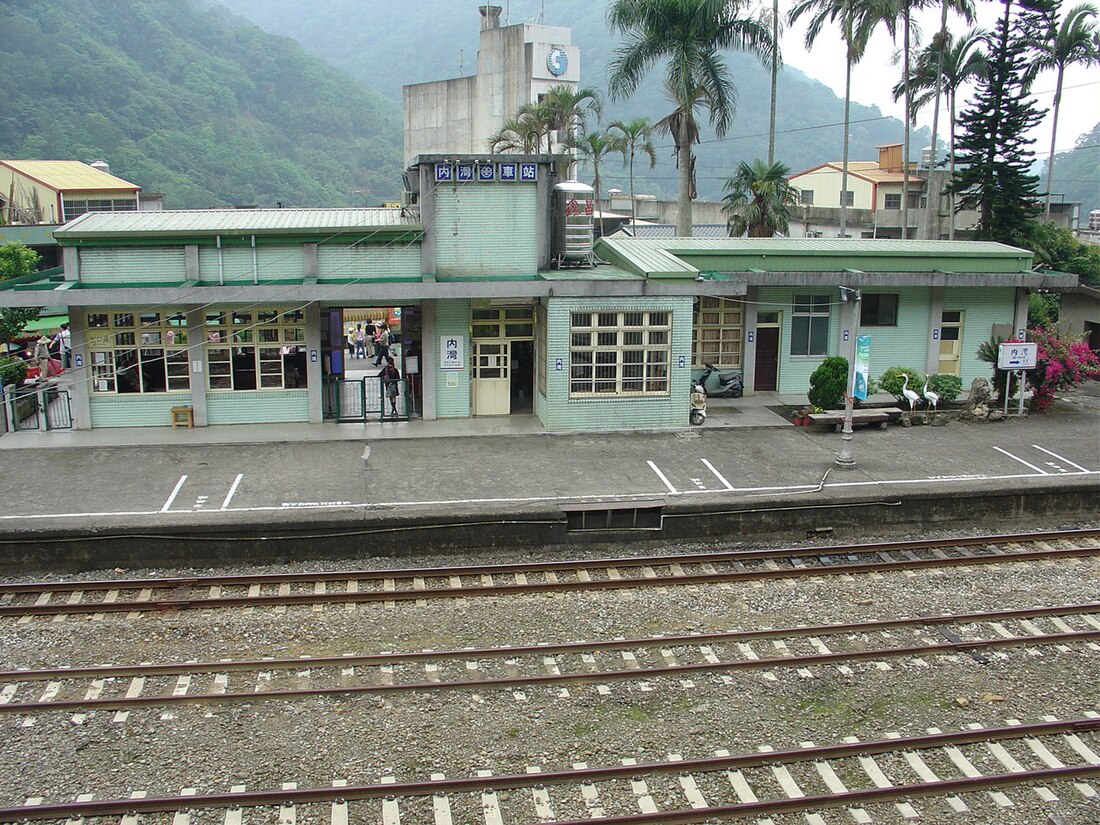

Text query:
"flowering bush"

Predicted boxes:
[[1025, 326, 1100, 413]]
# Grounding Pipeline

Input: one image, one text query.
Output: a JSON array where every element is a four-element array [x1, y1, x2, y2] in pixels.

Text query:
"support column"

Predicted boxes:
[[926, 288, 944, 376], [305, 302, 322, 424], [1013, 288, 1028, 341], [742, 289, 758, 395], [421, 300, 437, 421], [185, 306, 208, 427], [67, 310, 91, 429]]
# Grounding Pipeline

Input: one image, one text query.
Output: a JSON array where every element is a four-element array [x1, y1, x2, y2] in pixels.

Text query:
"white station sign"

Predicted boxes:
[[997, 342, 1038, 370]]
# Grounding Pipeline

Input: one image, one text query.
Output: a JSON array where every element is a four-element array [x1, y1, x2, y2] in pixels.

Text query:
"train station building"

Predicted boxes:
[[0, 153, 1073, 434]]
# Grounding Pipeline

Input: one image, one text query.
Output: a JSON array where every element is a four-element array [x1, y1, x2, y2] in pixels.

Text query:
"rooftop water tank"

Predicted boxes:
[[551, 180, 596, 269]]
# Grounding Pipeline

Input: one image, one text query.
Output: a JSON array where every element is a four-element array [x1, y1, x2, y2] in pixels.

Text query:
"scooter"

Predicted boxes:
[[698, 363, 744, 398], [689, 378, 707, 425]]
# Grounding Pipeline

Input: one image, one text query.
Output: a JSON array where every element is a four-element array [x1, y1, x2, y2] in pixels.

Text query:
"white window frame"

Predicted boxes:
[[86, 310, 190, 394], [204, 307, 307, 392], [569, 310, 671, 397]]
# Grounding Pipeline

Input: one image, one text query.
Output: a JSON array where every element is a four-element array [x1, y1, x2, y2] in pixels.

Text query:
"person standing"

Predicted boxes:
[[53, 323, 71, 369], [345, 326, 356, 359], [378, 356, 401, 417], [372, 322, 392, 366], [354, 323, 367, 359], [33, 335, 51, 379]]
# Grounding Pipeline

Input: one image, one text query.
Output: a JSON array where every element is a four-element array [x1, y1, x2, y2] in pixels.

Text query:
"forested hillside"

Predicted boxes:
[[0, 0, 404, 208], [208, 0, 926, 202], [1048, 123, 1100, 218]]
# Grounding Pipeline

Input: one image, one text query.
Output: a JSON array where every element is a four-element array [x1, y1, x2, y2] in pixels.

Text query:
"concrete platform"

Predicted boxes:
[[0, 387, 1097, 573]]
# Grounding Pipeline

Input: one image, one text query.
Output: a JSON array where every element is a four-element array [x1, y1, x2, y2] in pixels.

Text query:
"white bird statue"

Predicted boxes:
[[922, 379, 940, 411], [901, 374, 921, 412]]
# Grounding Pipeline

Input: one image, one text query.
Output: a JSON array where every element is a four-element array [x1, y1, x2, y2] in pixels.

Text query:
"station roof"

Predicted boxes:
[[0, 160, 140, 193], [54, 208, 421, 240]]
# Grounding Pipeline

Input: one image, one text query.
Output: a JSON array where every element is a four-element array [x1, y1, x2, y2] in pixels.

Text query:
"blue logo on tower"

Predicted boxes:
[[547, 47, 568, 77]]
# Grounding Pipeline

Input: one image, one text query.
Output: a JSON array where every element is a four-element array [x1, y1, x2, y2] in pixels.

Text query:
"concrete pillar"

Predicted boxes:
[[304, 243, 318, 279], [421, 300, 437, 420], [185, 306, 208, 426], [1013, 288, 1028, 341], [184, 245, 199, 281], [63, 247, 80, 282], [67, 310, 91, 429], [305, 302, 322, 423], [926, 287, 944, 375], [742, 289, 758, 395]]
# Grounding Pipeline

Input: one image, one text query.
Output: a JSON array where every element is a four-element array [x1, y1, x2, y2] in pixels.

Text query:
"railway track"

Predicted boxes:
[[1, 528, 1097, 619], [3, 603, 1097, 715], [3, 716, 1097, 823]]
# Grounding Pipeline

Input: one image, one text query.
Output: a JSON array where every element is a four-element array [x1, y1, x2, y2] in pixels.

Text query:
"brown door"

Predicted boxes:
[[754, 327, 780, 391]]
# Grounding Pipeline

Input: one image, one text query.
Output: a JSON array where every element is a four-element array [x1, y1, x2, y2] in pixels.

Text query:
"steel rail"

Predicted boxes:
[[2, 602, 1095, 681], [1, 527, 1095, 595], [4, 629, 1097, 713], [2, 543, 1098, 616], [0, 718, 1096, 821]]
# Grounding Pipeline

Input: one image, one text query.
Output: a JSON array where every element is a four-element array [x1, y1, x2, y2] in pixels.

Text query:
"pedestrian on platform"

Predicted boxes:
[[373, 321, 392, 366], [53, 323, 71, 369], [378, 356, 401, 417], [33, 335, 51, 379], [345, 327, 356, 359], [354, 323, 367, 359]]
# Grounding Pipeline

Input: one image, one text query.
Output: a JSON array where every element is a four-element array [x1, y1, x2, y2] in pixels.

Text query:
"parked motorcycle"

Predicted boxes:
[[690, 378, 707, 425], [697, 363, 744, 398]]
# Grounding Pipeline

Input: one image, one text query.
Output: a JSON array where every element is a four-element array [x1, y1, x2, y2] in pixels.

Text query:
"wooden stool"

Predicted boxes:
[[170, 406, 194, 429]]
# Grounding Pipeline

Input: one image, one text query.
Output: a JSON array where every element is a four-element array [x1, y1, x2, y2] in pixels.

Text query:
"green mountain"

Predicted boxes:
[[1047, 122, 1100, 218], [207, 0, 931, 202], [0, 0, 404, 208]]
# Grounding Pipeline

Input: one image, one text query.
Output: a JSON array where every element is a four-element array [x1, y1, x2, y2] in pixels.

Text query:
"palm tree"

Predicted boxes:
[[893, 30, 987, 238], [487, 115, 544, 153], [1028, 3, 1098, 219], [607, 118, 657, 227], [539, 84, 604, 152], [722, 159, 800, 237], [566, 130, 625, 237], [788, 0, 897, 237], [608, 0, 776, 236], [768, 0, 783, 164]]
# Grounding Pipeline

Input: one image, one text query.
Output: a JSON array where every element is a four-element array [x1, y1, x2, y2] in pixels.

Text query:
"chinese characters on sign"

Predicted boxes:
[[434, 163, 537, 183], [997, 342, 1038, 370], [440, 335, 465, 371]]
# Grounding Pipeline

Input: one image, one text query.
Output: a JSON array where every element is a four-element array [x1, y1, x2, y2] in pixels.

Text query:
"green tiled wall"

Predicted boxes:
[[433, 299, 471, 418], [90, 394, 192, 427], [206, 391, 309, 425]]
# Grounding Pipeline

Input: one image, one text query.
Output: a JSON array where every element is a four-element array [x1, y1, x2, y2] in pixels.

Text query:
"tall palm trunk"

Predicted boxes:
[[926, 1, 949, 238], [768, 0, 779, 164], [948, 86, 958, 239], [1044, 66, 1065, 220], [677, 117, 693, 236], [628, 151, 637, 227], [901, 6, 911, 238], [840, 52, 853, 237]]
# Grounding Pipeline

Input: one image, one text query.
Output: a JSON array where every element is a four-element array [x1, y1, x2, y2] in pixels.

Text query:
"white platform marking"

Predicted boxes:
[[161, 475, 188, 512], [701, 459, 734, 491], [992, 446, 1047, 474], [220, 474, 244, 510], [1032, 444, 1090, 473], [647, 460, 677, 493]]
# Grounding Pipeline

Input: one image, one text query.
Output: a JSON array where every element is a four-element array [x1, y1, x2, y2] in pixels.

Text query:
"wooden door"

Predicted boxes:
[[473, 341, 510, 415], [937, 310, 964, 375], [754, 327, 780, 391]]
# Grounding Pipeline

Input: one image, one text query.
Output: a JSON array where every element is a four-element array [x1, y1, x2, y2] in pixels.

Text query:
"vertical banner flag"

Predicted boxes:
[[854, 335, 871, 401]]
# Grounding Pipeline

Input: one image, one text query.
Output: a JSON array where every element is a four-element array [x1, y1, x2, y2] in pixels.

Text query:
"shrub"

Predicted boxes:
[[807, 356, 848, 409], [926, 373, 963, 404], [878, 366, 925, 401], [0, 355, 26, 386], [1025, 324, 1100, 413]]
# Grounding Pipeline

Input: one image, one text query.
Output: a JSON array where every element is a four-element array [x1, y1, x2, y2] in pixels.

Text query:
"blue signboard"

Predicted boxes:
[[499, 163, 517, 181], [520, 163, 537, 181], [854, 335, 871, 401], [456, 163, 475, 181], [434, 163, 453, 182], [478, 164, 495, 181]]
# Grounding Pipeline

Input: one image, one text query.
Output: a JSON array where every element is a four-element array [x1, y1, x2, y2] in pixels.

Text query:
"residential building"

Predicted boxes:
[[0, 160, 141, 225]]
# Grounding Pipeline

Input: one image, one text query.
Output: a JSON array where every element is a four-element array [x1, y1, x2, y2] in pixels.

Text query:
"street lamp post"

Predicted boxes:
[[835, 286, 861, 469]]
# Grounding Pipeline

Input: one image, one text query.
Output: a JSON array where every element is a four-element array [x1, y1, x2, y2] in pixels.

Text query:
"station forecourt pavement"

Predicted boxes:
[[1, 387, 1097, 535]]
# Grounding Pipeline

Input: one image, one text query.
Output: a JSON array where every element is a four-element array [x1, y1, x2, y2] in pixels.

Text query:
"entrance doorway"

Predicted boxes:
[[754, 312, 780, 392], [937, 310, 964, 375], [470, 304, 535, 415]]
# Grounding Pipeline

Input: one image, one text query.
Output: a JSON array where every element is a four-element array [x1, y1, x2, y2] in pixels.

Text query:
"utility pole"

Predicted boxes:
[[835, 286, 861, 469]]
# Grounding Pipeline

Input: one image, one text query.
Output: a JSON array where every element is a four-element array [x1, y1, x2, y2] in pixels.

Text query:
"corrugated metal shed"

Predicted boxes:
[[55, 208, 421, 238], [1, 160, 140, 192]]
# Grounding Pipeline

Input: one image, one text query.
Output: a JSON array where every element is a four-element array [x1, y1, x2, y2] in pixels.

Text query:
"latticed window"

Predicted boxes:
[[692, 297, 742, 368], [791, 295, 830, 356], [471, 306, 534, 340], [63, 198, 138, 222], [87, 310, 190, 394], [204, 308, 307, 391], [569, 310, 670, 396]]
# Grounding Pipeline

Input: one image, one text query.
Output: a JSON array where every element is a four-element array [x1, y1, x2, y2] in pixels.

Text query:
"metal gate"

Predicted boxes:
[[333, 378, 410, 422], [4, 386, 72, 431]]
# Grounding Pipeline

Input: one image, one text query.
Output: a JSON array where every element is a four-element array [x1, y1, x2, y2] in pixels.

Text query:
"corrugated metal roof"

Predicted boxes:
[[1, 160, 140, 192], [596, 237, 1033, 277], [55, 208, 421, 237]]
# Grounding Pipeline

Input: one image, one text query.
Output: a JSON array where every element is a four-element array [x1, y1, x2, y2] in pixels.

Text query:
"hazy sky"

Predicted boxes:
[[784, 4, 1099, 160]]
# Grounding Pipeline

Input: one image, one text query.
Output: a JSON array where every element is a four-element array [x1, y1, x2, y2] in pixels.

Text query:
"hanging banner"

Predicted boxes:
[[854, 335, 871, 401]]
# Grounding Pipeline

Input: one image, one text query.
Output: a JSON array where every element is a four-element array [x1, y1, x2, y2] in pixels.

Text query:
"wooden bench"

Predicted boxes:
[[807, 407, 904, 431], [170, 405, 194, 429]]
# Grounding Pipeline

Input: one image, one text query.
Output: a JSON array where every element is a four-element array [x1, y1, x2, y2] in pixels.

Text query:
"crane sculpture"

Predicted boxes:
[[922, 378, 940, 411], [900, 374, 921, 414]]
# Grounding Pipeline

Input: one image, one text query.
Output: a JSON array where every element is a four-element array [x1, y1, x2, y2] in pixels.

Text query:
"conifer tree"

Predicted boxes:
[[947, 0, 1053, 244]]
